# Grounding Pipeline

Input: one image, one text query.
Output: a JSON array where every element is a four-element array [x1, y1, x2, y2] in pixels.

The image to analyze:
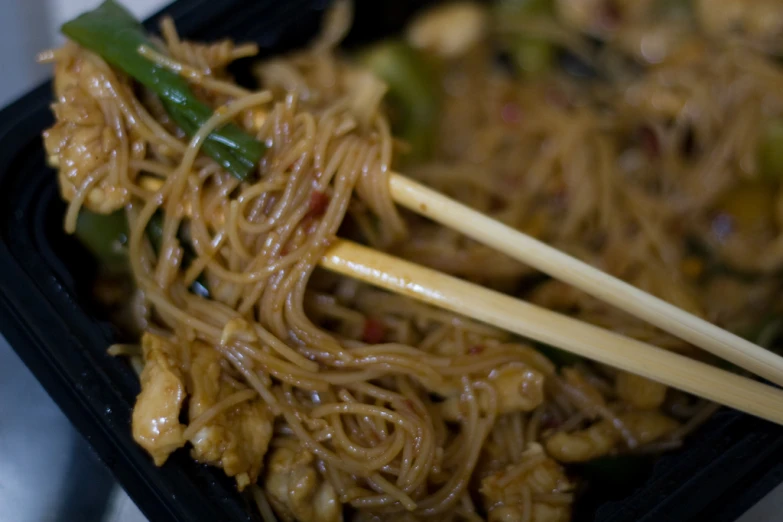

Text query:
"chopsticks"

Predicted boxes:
[[388, 173, 783, 388], [321, 240, 783, 426]]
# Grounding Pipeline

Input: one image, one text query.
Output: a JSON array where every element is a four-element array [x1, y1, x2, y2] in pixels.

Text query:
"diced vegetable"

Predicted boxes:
[[657, 0, 693, 20], [534, 341, 584, 368], [74, 209, 209, 297], [145, 211, 210, 298], [509, 37, 556, 75], [738, 316, 783, 352], [493, 0, 556, 76], [61, 0, 265, 180], [718, 317, 783, 373], [75, 209, 129, 274], [359, 40, 440, 162], [494, 0, 554, 18], [758, 119, 783, 181]]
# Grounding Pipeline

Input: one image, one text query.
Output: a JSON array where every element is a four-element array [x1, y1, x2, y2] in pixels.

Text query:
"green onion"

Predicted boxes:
[[534, 342, 584, 368], [494, 0, 554, 18], [61, 0, 265, 180], [493, 0, 556, 76], [145, 211, 210, 298], [758, 119, 783, 182], [359, 40, 440, 162], [74, 209, 209, 297], [509, 37, 556, 75], [75, 209, 130, 274]]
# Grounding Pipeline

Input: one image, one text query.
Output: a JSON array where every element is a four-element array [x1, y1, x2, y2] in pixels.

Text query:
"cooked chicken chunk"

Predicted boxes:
[[480, 444, 573, 522], [406, 2, 488, 58], [615, 372, 667, 410], [560, 367, 606, 419], [545, 411, 679, 462], [440, 362, 545, 421], [132, 332, 187, 466], [43, 45, 137, 214], [265, 444, 342, 522], [186, 342, 273, 490]]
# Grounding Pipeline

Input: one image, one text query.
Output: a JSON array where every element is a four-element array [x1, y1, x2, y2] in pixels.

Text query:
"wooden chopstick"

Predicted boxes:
[[388, 173, 783, 387], [321, 239, 783, 426]]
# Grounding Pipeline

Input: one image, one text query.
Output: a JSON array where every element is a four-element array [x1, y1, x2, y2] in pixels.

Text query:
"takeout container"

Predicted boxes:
[[1, 0, 782, 520]]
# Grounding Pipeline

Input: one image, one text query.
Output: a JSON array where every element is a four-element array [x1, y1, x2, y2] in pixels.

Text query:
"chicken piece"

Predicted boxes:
[[439, 362, 545, 421], [615, 371, 667, 410], [406, 2, 488, 58], [265, 445, 342, 522], [528, 280, 583, 312], [480, 444, 573, 522], [132, 332, 187, 466], [545, 412, 679, 462], [188, 341, 222, 415], [43, 45, 135, 214], [561, 367, 606, 418], [219, 317, 259, 347], [186, 342, 273, 490], [696, 0, 783, 53]]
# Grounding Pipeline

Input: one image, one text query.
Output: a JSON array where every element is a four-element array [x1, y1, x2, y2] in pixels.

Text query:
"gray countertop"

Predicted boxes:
[[0, 335, 145, 522]]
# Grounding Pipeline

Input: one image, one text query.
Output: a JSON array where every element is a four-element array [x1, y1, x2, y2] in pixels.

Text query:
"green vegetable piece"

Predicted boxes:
[[494, 0, 554, 18], [493, 0, 555, 76], [758, 119, 783, 182], [74, 208, 209, 297], [359, 40, 440, 162], [737, 317, 783, 353], [61, 0, 265, 180], [656, 0, 693, 20], [534, 342, 584, 368], [75, 209, 129, 274], [145, 211, 210, 298], [510, 37, 555, 75]]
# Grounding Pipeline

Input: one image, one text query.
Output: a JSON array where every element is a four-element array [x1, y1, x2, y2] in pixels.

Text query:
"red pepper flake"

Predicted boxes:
[[545, 88, 569, 110], [468, 345, 485, 355], [638, 125, 660, 159], [308, 190, 330, 218], [501, 102, 521, 125], [404, 399, 415, 411], [540, 411, 562, 431], [362, 318, 386, 344], [599, 1, 622, 31]]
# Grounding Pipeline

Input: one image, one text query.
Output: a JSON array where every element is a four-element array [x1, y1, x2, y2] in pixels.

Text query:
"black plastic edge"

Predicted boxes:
[[0, 1, 782, 521]]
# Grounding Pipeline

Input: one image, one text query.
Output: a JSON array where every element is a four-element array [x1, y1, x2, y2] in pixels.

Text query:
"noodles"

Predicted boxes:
[[41, 0, 783, 520]]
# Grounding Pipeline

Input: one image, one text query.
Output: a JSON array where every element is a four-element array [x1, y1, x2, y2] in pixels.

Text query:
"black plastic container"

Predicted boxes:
[[1, 1, 782, 521]]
